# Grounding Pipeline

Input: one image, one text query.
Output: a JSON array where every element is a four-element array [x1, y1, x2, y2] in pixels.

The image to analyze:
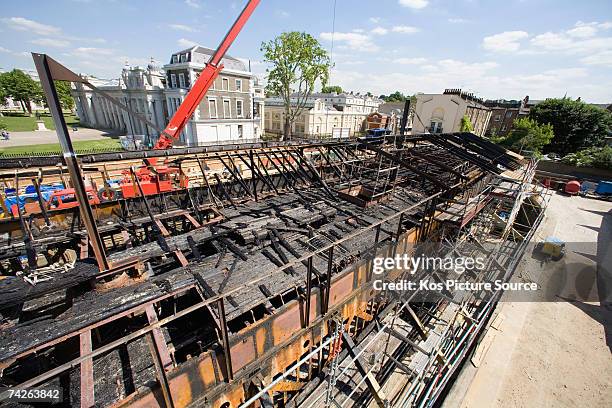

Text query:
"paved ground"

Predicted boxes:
[[444, 192, 612, 408], [0, 128, 118, 147]]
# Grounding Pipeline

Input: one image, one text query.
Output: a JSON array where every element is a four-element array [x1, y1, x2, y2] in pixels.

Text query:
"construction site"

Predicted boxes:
[[1, 2, 610, 408]]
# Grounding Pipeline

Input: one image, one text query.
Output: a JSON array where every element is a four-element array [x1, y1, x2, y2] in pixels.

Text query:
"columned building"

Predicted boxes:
[[72, 59, 166, 145], [71, 46, 263, 146], [264, 92, 383, 137]]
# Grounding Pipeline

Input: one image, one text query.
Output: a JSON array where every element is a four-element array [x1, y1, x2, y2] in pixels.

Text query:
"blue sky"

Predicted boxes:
[[1, 0, 611, 102]]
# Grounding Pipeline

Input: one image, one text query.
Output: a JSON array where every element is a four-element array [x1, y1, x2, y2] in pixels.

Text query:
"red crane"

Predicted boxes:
[[121, 0, 260, 198]]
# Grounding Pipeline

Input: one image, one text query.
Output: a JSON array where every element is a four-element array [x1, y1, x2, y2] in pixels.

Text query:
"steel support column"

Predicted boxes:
[[32, 53, 110, 271]]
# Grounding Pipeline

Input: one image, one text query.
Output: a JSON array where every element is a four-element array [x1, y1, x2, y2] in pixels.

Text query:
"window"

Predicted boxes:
[[180, 53, 186, 63], [223, 99, 231, 118], [235, 79, 242, 91], [494, 114, 501, 122], [178, 73, 185, 88], [222, 78, 229, 90], [170, 74, 177, 88], [172, 55, 178, 64], [236, 100, 243, 117], [238, 124, 243, 138], [209, 99, 217, 118], [505, 111, 513, 118]]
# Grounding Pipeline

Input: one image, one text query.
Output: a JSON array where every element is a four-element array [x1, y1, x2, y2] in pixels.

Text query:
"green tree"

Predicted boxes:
[[382, 91, 407, 102], [529, 98, 612, 155], [321, 85, 343, 94], [460, 115, 473, 132], [0, 69, 43, 115], [499, 117, 554, 154], [262, 32, 330, 139], [54, 80, 75, 111]]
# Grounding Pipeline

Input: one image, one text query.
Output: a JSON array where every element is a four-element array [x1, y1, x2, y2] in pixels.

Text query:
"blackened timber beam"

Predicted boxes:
[[341, 331, 388, 407], [145, 305, 174, 370], [290, 148, 335, 198], [256, 153, 281, 192], [401, 148, 466, 179], [358, 141, 449, 190], [236, 151, 277, 193]]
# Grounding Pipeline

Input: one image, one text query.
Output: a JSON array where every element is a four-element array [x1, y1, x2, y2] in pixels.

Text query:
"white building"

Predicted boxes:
[[413, 89, 492, 137], [264, 92, 383, 137], [71, 46, 264, 146]]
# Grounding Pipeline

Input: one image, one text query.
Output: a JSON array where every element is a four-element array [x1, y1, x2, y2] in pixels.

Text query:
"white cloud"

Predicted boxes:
[[328, 58, 612, 103], [168, 24, 198, 32], [581, 50, 612, 67], [3, 17, 62, 36], [0, 46, 29, 58], [275, 10, 290, 18], [177, 38, 198, 48], [448, 18, 468, 24], [393, 57, 427, 64], [371, 27, 388, 35], [392, 25, 419, 34], [352, 28, 365, 33], [185, 0, 201, 9], [398, 0, 428, 10], [482, 31, 529, 52], [30, 38, 71, 48], [72, 47, 115, 57], [320, 31, 379, 52], [369, 17, 381, 24]]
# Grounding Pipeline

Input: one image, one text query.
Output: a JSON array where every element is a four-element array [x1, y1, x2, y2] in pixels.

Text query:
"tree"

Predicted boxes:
[[529, 98, 612, 155], [262, 32, 330, 139], [382, 91, 407, 102], [0, 69, 43, 115], [54, 80, 75, 112], [321, 85, 343, 94], [460, 115, 473, 132], [498, 117, 554, 154]]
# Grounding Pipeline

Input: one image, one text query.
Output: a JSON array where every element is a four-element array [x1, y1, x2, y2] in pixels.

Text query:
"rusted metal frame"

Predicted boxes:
[[272, 149, 308, 186], [323, 245, 334, 315], [217, 297, 234, 381], [249, 150, 259, 201], [315, 146, 344, 180], [4, 284, 194, 369], [289, 148, 335, 198], [194, 155, 222, 208], [262, 150, 297, 190], [32, 53, 110, 271], [236, 151, 276, 193], [403, 148, 466, 179], [341, 331, 388, 407], [79, 331, 95, 408], [304, 255, 313, 327], [256, 153, 281, 192], [146, 332, 175, 408], [359, 141, 449, 190], [215, 153, 254, 199], [284, 149, 315, 184], [213, 173, 237, 208], [145, 304, 174, 370], [8, 185, 457, 385]]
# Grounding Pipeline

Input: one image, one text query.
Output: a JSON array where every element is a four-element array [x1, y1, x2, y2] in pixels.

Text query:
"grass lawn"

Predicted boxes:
[[0, 112, 80, 132], [0, 138, 122, 155]]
